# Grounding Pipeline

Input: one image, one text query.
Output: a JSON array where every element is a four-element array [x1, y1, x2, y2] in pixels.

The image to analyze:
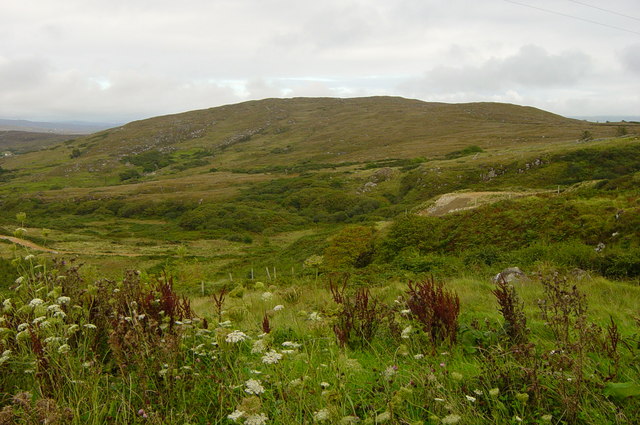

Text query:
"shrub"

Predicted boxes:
[[324, 225, 376, 269]]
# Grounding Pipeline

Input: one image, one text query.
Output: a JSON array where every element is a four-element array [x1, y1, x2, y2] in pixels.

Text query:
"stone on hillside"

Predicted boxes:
[[493, 267, 527, 283]]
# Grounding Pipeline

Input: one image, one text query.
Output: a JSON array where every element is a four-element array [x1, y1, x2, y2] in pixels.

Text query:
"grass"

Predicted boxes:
[[1, 254, 639, 424]]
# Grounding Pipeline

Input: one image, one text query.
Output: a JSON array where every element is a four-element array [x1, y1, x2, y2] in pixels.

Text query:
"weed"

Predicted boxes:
[[405, 277, 460, 345], [492, 277, 529, 345], [329, 274, 388, 348]]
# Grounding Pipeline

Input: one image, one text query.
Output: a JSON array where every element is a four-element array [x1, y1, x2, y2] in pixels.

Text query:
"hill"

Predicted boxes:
[[0, 96, 633, 200], [0, 96, 639, 283], [0, 130, 76, 154]]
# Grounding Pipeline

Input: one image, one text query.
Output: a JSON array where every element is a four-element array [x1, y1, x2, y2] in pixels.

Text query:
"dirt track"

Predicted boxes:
[[419, 191, 546, 216], [0, 235, 145, 257]]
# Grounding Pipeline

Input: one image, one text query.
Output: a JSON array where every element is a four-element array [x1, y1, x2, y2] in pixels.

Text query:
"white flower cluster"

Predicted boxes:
[[226, 330, 248, 343], [227, 411, 268, 425], [244, 379, 265, 395], [261, 350, 283, 364]]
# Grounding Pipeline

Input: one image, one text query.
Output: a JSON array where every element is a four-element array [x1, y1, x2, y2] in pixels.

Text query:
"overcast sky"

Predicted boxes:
[[1, 0, 639, 123]]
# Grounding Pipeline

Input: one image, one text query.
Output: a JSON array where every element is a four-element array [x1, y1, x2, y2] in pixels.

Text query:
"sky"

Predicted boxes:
[[1, 0, 639, 123]]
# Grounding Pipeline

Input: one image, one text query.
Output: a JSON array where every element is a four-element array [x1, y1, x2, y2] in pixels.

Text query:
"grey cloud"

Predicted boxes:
[[0, 57, 49, 90], [401, 45, 592, 96], [619, 44, 640, 75]]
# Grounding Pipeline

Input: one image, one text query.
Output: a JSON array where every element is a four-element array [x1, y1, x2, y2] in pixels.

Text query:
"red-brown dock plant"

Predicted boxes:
[[492, 277, 529, 345], [405, 277, 460, 345], [329, 273, 388, 348]]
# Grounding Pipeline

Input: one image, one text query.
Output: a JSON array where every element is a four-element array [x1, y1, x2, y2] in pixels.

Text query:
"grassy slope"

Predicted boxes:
[[0, 97, 639, 285], [0, 97, 633, 198]]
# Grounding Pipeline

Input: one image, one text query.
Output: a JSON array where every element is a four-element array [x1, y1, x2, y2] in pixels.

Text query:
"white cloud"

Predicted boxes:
[[1, 0, 639, 121]]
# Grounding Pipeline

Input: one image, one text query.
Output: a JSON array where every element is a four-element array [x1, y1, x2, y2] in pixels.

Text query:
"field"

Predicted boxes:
[[1, 97, 639, 424]]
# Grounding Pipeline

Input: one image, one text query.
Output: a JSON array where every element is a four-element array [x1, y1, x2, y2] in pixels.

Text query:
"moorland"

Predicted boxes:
[[0, 97, 639, 424]]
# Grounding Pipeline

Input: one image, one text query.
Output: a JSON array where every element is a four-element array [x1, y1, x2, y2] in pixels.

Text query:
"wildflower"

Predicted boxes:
[[29, 298, 44, 308], [226, 330, 249, 343], [489, 388, 500, 397], [245, 413, 268, 425], [288, 378, 303, 388], [83, 323, 97, 329], [382, 365, 397, 380], [400, 309, 411, 315], [218, 320, 232, 328], [244, 379, 265, 395], [514, 416, 523, 422], [313, 408, 331, 422], [252, 339, 267, 354], [339, 416, 360, 424], [24, 254, 35, 261], [56, 296, 71, 305], [434, 398, 445, 402], [261, 292, 273, 301], [320, 382, 330, 389], [273, 305, 284, 311], [413, 354, 424, 360], [227, 410, 245, 422], [401, 326, 413, 339], [465, 395, 476, 402], [261, 350, 283, 364], [282, 341, 301, 348], [441, 414, 461, 424], [541, 414, 553, 422], [473, 389, 483, 396], [44, 336, 62, 345], [15, 276, 25, 284], [515, 393, 529, 404], [18, 322, 29, 332], [2, 298, 12, 311], [308, 312, 322, 321], [57, 344, 70, 354], [137, 409, 148, 419]]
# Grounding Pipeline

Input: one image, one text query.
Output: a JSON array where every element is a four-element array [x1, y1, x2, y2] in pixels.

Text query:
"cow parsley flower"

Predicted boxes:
[[261, 350, 283, 364], [308, 312, 322, 321], [227, 410, 245, 422], [226, 330, 248, 343], [281, 341, 301, 348], [401, 326, 413, 339], [245, 413, 268, 425], [57, 296, 71, 304], [244, 379, 265, 395], [29, 298, 44, 308], [465, 395, 476, 402], [273, 305, 284, 311], [252, 339, 267, 354]]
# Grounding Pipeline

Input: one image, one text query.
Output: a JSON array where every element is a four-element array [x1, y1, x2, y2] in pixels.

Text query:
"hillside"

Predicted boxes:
[[0, 96, 639, 285], [0, 97, 632, 198], [0, 130, 75, 154]]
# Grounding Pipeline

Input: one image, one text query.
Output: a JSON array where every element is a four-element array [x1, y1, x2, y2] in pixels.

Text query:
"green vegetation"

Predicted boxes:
[[0, 97, 639, 423]]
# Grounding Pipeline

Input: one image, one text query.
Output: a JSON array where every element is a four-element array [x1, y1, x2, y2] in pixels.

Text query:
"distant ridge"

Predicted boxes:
[[570, 116, 640, 123], [0, 118, 119, 134]]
